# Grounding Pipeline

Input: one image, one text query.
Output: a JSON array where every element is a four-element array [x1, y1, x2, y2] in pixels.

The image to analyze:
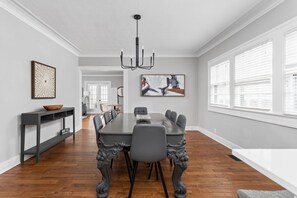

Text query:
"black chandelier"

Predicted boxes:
[[120, 14, 155, 70]]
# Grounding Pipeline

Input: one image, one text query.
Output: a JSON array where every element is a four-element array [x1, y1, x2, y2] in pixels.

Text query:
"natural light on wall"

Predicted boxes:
[[285, 30, 297, 115]]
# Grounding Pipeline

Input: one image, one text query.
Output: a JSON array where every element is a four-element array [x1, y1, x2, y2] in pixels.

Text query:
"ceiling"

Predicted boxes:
[[16, 0, 263, 57]]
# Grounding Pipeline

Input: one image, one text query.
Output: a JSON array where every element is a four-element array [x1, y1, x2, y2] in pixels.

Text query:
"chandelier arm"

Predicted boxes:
[[121, 65, 135, 69], [139, 65, 153, 70]]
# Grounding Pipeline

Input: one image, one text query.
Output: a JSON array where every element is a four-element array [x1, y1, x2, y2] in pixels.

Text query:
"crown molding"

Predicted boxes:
[[196, 0, 285, 57], [79, 54, 198, 58], [0, 0, 80, 56]]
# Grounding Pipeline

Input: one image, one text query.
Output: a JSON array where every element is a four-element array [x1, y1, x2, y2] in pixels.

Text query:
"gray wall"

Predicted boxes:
[[79, 57, 199, 127], [197, 0, 297, 148], [0, 8, 80, 169]]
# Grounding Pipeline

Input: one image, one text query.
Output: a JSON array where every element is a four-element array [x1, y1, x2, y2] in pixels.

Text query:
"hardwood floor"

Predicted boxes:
[[0, 116, 282, 197]]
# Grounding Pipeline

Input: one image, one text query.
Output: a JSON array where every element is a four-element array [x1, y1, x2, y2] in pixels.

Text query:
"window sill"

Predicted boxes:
[[208, 106, 297, 129]]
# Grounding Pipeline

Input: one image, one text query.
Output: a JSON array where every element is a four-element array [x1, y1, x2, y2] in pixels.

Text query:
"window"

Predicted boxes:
[[284, 30, 297, 115], [210, 60, 230, 106], [234, 41, 273, 110], [207, 17, 297, 129], [100, 85, 108, 103]]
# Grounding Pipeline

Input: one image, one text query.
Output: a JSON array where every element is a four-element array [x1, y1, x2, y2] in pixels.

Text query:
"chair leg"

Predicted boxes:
[[128, 161, 138, 198], [155, 162, 159, 180], [157, 161, 169, 198], [148, 163, 153, 180], [124, 152, 132, 183]]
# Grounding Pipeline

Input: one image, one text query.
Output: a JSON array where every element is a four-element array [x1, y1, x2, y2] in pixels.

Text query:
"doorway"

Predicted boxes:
[[80, 67, 125, 119], [84, 81, 111, 114]]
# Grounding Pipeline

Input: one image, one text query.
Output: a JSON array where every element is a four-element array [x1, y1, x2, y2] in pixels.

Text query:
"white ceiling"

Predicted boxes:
[[16, 0, 263, 57]]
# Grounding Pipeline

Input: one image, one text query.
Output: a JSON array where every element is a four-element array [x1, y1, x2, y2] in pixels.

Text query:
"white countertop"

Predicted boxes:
[[232, 149, 297, 196]]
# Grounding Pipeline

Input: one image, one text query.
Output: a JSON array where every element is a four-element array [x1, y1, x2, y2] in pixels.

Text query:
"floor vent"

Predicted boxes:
[[228, 155, 241, 161]]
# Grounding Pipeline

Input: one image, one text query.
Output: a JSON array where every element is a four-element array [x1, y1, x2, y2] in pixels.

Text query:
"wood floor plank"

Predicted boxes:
[[0, 116, 282, 197]]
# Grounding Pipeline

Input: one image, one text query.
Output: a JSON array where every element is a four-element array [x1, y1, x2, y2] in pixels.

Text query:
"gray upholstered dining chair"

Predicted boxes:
[[103, 111, 112, 125], [165, 109, 171, 118], [93, 115, 103, 148], [176, 114, 187, 132], [128, 124, 168, 198], [168, 114, 187, 167], [237, 189, 294, 198], [169, 111, 177, 123], [133, 107, 148, 116], [111, 109, 117, 119]]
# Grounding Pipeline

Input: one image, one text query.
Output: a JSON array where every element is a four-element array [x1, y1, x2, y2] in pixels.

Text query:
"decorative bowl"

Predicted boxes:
[[43, 105, 63, 111]]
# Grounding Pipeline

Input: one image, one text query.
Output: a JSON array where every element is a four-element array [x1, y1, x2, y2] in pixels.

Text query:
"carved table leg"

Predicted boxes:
[[96, 140, 124, 198], [168, 138, 189, 198]]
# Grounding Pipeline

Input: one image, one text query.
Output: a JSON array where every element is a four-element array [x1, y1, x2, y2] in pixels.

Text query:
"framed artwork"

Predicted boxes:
[[31, 61, 56, 99], [141, 74, 185, 97]]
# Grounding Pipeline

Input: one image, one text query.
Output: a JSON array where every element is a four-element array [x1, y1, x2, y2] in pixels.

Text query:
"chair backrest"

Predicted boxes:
[[169, 111, 177, 123], [134, 107, 148, 116], [165, 109, 171, 118], [176, 114, 187, 132], [111, 110, 117, 119], [103, 111, 112, 125], [130, 124, 167, 163], [93, 115, 103, 147]]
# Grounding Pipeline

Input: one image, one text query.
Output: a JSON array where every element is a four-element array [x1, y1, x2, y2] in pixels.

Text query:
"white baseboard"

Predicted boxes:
[[75, 124, 82, 132], [0, 155, 19, 174], [196, 126, 242, 149], [0, 155, 32, 174]]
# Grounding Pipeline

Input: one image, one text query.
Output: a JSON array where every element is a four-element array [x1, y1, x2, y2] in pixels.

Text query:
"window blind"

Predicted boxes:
[[234, 41, 273, 110], [284, 30, 297, 115], [210, 60, 230, 106]]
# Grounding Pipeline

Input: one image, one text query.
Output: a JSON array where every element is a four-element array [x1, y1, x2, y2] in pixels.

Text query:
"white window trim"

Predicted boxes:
[[208, 16, 297, 129]]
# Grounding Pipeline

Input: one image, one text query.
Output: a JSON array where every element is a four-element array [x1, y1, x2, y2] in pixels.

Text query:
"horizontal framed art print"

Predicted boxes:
[[141, 74, 185, 97], [31, 61, 56, 99]]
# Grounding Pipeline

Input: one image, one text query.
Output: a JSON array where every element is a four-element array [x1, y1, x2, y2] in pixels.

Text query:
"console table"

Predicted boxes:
[[21, 107, 75, 163]]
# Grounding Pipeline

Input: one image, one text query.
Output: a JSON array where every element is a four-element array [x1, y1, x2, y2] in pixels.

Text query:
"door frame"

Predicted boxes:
[[79, 66, 127, 113]]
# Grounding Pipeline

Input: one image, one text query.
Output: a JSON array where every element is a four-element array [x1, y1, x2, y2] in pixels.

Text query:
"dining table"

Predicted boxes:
[[96, 113, 188, 198]]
